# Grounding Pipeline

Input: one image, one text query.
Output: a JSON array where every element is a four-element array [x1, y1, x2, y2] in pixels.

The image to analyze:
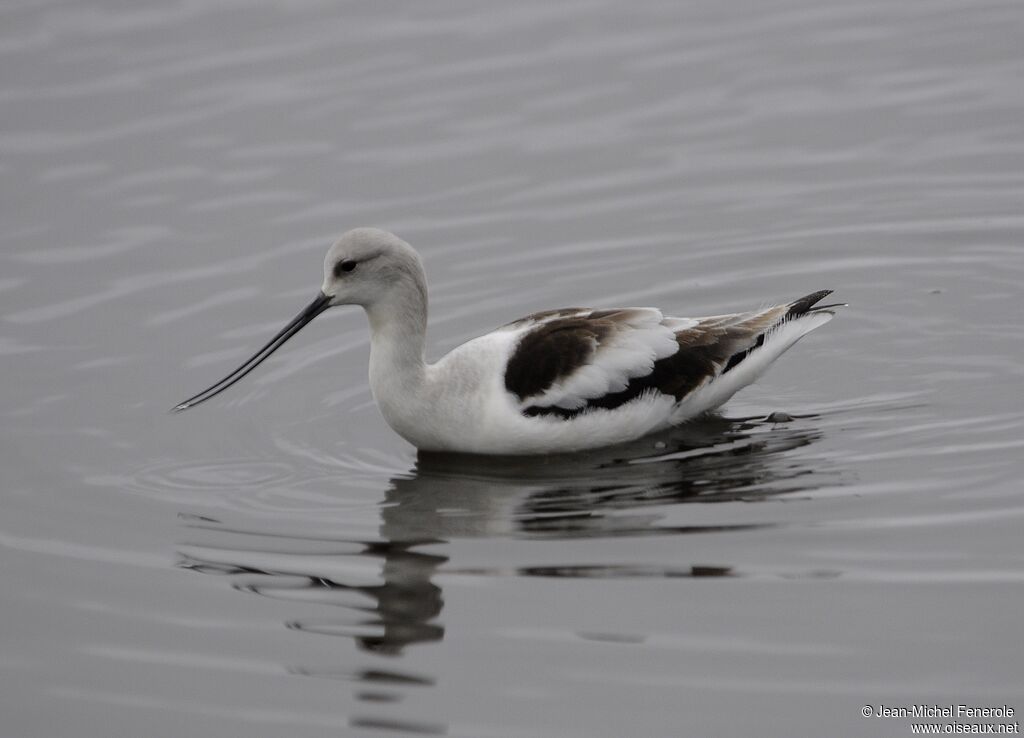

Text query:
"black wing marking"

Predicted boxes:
[[504, 316, 613, 402]]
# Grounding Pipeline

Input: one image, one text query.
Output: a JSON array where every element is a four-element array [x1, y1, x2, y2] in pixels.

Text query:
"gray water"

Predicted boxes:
[[3, 1, 1024, 736]]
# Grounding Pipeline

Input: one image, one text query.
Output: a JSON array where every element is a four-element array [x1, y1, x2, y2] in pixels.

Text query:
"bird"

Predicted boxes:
[[174, 228, 841, 455]]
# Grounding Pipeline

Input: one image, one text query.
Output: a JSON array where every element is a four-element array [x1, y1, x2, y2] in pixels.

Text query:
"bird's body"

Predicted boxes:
[[175, 228, 840, 455]]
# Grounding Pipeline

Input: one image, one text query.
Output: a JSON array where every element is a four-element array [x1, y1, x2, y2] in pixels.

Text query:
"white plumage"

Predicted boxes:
[[175, 228, 840, 455]]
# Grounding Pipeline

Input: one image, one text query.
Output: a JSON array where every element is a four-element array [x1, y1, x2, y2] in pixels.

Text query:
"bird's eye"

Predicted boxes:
[[334, 259, 357, 277]]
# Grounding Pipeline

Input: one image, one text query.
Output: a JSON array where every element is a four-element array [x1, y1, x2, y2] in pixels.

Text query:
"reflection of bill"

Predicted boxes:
[[177, 532, 448, 658]]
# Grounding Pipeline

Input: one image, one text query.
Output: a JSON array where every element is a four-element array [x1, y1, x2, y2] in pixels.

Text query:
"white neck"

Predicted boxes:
[[365, 280, 429, 409]]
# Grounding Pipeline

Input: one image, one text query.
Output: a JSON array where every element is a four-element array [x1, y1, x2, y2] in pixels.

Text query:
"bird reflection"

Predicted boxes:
[[177, 414, 833, 724], [389, 413, 824, 541]]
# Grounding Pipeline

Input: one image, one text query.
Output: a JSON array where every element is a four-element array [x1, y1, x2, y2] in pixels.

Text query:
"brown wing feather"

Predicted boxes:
[[502, 308, 588, 328]]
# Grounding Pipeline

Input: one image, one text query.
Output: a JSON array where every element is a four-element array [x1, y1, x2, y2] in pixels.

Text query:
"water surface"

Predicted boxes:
[[3, 1, 1024, 736]]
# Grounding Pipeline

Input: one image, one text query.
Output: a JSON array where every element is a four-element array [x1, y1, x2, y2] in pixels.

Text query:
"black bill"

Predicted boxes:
[[173, 291, 332, 412]]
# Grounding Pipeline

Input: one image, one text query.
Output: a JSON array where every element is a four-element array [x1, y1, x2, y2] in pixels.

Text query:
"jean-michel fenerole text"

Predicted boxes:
[[874, 705, 1015, 719]]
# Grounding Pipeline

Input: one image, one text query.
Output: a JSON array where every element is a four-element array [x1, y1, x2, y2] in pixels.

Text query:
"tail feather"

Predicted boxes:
[[672, 301, 836, 421], [786, 290, 834, 319]]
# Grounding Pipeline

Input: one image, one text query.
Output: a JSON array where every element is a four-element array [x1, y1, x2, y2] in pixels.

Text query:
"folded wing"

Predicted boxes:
[[503, 291, 834, 419]]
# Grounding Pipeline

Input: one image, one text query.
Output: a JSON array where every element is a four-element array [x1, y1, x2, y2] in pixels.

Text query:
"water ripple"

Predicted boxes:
[[5, 0, 1024, 734]]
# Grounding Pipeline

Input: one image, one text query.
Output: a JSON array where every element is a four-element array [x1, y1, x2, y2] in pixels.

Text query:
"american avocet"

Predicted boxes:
[[174, 228, 841, 454]]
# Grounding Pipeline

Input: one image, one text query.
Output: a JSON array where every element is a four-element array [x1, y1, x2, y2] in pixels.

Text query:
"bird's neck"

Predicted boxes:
[[365, 285, 429, 405]]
